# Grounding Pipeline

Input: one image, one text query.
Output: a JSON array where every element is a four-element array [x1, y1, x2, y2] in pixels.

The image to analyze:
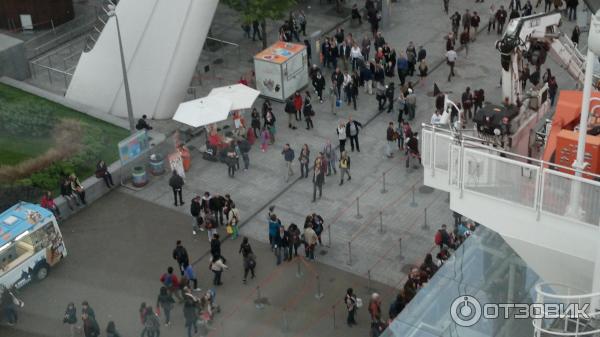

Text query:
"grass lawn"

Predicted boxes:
[[0, 82, 129, 181]]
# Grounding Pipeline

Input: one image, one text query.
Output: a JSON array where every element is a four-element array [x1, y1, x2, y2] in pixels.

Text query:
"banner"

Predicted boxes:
[[168, 152, 185, 178], [118, 131, 150, 165]]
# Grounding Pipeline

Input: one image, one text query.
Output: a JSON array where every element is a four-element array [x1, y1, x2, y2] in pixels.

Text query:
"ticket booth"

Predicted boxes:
[[254, 42, 309, 102]]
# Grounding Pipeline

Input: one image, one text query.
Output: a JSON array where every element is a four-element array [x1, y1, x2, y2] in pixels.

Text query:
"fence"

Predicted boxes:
[[422, 124, 600, 227]]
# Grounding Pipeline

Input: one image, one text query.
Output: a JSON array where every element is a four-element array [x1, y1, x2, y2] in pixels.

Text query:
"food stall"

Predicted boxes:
[[254, 41, 309, 101]]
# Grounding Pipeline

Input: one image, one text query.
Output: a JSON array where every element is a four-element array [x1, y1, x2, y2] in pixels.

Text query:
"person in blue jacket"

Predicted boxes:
[[268, 214, 281, 251]]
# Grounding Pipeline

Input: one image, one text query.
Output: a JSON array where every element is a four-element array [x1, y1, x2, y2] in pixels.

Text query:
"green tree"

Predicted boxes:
[[223, 0, 297, 49]]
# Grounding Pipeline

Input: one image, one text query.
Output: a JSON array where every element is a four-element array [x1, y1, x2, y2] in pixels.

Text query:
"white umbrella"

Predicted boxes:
[[208, 84, 260, 111], [173, 96, 232, 128]]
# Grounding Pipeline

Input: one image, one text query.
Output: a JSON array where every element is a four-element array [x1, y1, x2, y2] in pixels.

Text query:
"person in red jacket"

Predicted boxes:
[[293, 91, 303, 122], [160, 267, 182, 301], [41, 191, 61, 220]]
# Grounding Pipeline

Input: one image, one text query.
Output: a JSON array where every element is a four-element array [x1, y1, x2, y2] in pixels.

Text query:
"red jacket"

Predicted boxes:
[[293, 95, 303, 111], [41, 195, 56, 209], [160, 273, 180, 289]]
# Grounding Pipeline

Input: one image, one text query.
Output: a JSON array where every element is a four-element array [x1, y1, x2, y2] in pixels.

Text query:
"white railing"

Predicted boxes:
[[422, 124, 600, 227], [533, 282, 600, 337]]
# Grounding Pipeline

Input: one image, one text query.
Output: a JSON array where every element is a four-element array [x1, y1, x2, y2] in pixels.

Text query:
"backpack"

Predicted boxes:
[[163, 274, 173, 287], [434, 231, 443, 245]]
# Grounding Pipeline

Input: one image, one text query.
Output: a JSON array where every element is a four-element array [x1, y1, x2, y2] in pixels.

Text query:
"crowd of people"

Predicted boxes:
[[343, 212, 478, 336]]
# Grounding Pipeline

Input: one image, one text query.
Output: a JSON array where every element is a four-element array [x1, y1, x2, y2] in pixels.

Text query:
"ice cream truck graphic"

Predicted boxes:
[[0, 202, 66, 289]]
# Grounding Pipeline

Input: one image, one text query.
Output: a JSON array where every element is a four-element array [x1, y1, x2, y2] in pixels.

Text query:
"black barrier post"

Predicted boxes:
[[410, 186, 418, 207], [255, 286, 265, 309], [381, 172, 388, 193], [355, 197, 363, 219], [296, 257, 303, 278], [422, 207, 430, 230], [347, 241, 352, 265], [379, 210, 384, 234], [398, 237, 404, 261], [332, 305, 337, 329], [315, 274, 324, 299]]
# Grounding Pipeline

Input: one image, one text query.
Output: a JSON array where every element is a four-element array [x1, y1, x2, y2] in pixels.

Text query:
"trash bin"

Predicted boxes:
[[149, 154, 165, 176], [180, 147, 191, 172], [132, 166, 148, 187]]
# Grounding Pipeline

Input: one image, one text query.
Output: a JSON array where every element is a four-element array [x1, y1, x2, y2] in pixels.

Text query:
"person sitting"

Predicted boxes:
[[40, 191, 61, 219], [136, 114, 153, 131], [69, 173, 86, 205], [95, 160, 115, 188]]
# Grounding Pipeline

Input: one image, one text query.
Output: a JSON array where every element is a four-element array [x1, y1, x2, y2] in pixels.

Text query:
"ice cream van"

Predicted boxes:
[[0, 202, 66, 289]]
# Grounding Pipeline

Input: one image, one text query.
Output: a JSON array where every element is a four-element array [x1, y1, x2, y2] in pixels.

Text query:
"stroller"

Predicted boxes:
[[196, 289, 220, 335]]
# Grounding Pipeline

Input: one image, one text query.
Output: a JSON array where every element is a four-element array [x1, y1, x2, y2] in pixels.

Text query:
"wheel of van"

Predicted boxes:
[[34, 263, 49, 281]]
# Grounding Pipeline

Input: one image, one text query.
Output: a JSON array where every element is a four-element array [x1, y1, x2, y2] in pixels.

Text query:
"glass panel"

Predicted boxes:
[[542, 171, 600, 226]]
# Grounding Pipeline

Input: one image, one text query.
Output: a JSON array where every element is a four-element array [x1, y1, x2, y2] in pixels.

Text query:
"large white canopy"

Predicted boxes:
[[173, 96, 232, 128], [208, 84, 260, 111]]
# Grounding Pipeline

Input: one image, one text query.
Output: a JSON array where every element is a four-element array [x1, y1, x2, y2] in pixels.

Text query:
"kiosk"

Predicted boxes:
[[254, 42, 308, 101]]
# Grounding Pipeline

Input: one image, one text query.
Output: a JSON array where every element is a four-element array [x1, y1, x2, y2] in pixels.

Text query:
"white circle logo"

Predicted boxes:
[[450, 295, 482, 327]]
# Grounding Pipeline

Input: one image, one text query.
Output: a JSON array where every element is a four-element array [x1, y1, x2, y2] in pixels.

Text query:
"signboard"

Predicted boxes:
[[118, 131, 150, 165], [168, 152, 185, 178]]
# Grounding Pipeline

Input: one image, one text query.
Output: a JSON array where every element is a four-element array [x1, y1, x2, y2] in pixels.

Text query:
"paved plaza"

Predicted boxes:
[[0, 0, 587, 336]]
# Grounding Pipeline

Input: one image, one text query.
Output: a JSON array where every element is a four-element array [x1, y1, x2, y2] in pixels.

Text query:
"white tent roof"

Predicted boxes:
[[173, 96, 232, 128], [208, 83, 260, 111]]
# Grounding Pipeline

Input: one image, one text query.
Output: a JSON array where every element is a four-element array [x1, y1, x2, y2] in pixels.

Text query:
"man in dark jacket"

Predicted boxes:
[[284, 98, 297, 129], [172, 240, 189, 275], [210, 234, 221, 260], [209, 194, 225, 226], [190, 196, 202, 235], [282, 144, 295, 182], [135, 114, 153, 131], [331, 68, 344, 99], [273, 226, 290, 264], [346, 117, 363, 152], [313, 72, 326, 103], [169, 170, 184, 206], [496, 6, 508, 34]]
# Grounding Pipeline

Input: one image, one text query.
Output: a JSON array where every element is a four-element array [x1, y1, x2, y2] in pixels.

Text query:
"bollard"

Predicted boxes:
[[355, 197, 363, 219], [398, 237, 404, 261], [381, 171, 388, 193], [327, 224, 332, 248], [378, 211, 384, 234], [315, 274, 324, 299], [367, 269, 373, 292], [332, 305, 337, 329], [347, 241, 352, 265], [422, 207, 430, 230], [296, 257, 304, 278], [409, 186, 418, 207], [255, 286, 265, 309], [283, 308, 289, 332]]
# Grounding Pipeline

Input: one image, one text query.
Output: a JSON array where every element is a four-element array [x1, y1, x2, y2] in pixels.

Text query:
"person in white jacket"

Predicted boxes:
[[210, 256, 228, 286]]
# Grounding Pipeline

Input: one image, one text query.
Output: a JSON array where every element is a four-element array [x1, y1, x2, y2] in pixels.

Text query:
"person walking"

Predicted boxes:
[[183, 264, 200, 291], [190, 196, 203, 235], [227, 203, 240, 240], [169, 170, 184, 206], [496, 6, 507, 34], [95, 160, 114, 188], [287, 223, 302, 257], [239, 237, 256, 283], [446, 47, 457, 81], [339, 151, 351, 185], [368, 293, 383, 322], [252, 20, 262, 41], [299, 144, 310, 178], [293, 91, 303, 122], [172, 240, 189, 276], [304, 223, 318, 260], [209, 255, 228, 286], [303, 91, 314, 129], [345, 288, 358, 326], [470, 12, 480, 41], [82, 313, 100, 337], [346, 117, 363, 152], [182, 292, 198, 337], [210, 233, 221, 260], [312, 153, 326, 202], [273, 225, 290, 264], [361, 63, 374, 95], [487, 4, 497, 33], [385, 82, 395, 113], [281, 144, 295, 182], [461, 87, 474, 120], [141, 306, 160, 337], [251, 108, 261, 139], [336, 121, 347, 153], [63, 302, 77, 337], [284, 97, 297, 129], [313, 72, 325, 103], [160, 267, 183, 302], [156, 286, 175, 327], [260, 126, 270, 152], [386, 122, 396, 158], [323, 140, 337, 176]]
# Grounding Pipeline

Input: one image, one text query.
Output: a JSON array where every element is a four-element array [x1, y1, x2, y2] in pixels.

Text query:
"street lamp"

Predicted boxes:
[[107, 4, 135, 133]]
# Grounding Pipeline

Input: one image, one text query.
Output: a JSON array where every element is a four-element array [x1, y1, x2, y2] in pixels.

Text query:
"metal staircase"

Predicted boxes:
[[534, 283, 600, 337]]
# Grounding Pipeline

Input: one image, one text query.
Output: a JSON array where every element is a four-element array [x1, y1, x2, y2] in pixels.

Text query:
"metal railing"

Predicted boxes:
[[534, 282, 600, 337], [422, 124, 600, 227]]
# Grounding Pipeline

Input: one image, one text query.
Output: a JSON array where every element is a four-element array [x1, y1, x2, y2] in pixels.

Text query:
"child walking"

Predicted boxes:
[[260, 127, 270, 152]]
